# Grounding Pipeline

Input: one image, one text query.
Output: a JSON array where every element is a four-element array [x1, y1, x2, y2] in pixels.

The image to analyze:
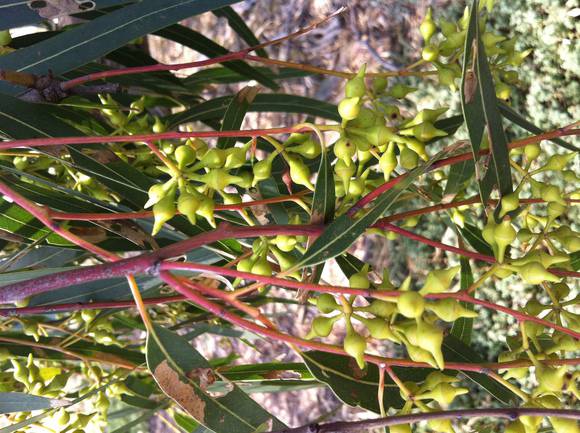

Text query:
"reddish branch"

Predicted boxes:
[[270, 408, 580, 433]]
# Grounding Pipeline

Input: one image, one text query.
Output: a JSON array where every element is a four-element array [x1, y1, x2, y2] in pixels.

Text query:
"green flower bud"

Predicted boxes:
[[274, 234, 297, 252], [224, 143, 250, 169], [237, 257, 254, 273], [535, 365, 567, 395], [0, 30, 12, 47], [517, 261, 561, 285], [361, 299, 396, 318], [421, 45, 440, 62], [360, 317, 397, 341], [177, 193, 201, 225], [287, 155, 314, 190], [252, 153, 276, 186], [250, 256, 272, 277], [95, 391, 110, 412], [499, 193, 519, 218], [420, 8, 437, 43], [416, 321, 445, 370], [11, 360, 30, 386], [334, 159, 356, 192], [422, 372, 459, 391], [345, 65, 367, 98], [405, 343, 438, 369], [524, 143, 541, 161], [338, 97, 361, 121], [152, 194, 176, 235], [174, 145, 196, 169], [287, 138, 321, 159], [196, 197, 215, 228], [549, 417, 579, 433], [200, 169, 243, 191], [399, 146, 419, 170], [436, 64, 458, 89], [376, 143, 397, 182], [427, 299, 477, 322], [349, 268, 370, 290], [542, 152, 577, 171], [417, 382, 468, 406], [343, 328, 367, 369], [311, 316, 338, 338], [348, 178, 365, 197], [317, 294, 339, 314], [351, 124, 397, 148], [420, 266, 460, 295], [540, 185, 565, 204], [145, 183, 167, 209], [399, 122, 447, 142], [439, 31, 466, 55], [494, 218, 516, 263], [199, 148, 226, 169], [372, 77, 389, 94], [495, 81, 512, 101], [152, 116, 166, 133], [348, 107, 377, 129], [333, 138, 356, 164], [387, 84, 417, 99], [439, 19, 457, 37], [403, 108, 449, 129], [482, 32, 506, 50], [428, 418, 456, 433], [397, 291, 425, 318]]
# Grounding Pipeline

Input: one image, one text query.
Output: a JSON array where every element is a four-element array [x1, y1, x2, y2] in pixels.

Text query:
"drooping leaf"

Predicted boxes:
[[0, 393, 68, 414], [297, 157, 438, 268], [154, 24, 277, 90], [212, 6, 268, 57], [182, 67, 310, 88], [450, 257, 475, 344], [167, 94, 340, 128], [499, 103, 578, 152], [302, 351, 430, 413], [0, 0, 242, 95], [460, 0, 512, 204], [335, 253, 365, 280], [442, 335, 518, 405], [216, 85, 259, 149], [146, 324, 285, 433], [310, 150, 335, 225]]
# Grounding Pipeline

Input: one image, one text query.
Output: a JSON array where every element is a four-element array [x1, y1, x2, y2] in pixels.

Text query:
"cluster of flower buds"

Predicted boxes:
[[419, 2, 529, 99], [308, 265, 476, 372]]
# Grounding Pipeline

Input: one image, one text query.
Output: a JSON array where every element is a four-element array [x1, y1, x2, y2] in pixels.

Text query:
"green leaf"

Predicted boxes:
[[459, 223, 494, 256], [335, 253, 365, 279], [302, 351, 430, 413], [212, 6, 268, 57], [0, 1, 135, 31], [0, 0, 242, 95], [154, 24, 277, 90], [310, 150, 335, 224], [450, 257, 475, 344], [571, 251, 580, 271], [499, 103, 578, 152], [443, 160, 475, 197], [167, 94, 339, 128], [183, 67, 310, 88], [460, 0, 512, 204], [297, 157, 438, 268], [442, 335, 518, 405], [146, 324, 285, 433], [0, 393, 68, 414], [217, 85, 258, 149]]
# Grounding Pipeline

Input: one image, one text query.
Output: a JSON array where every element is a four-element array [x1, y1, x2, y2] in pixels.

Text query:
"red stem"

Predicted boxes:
[[350, 127, 580, 213], [161, 261, 580, 340], [161, 271, 580, 370], [0, 295, 184, 316]]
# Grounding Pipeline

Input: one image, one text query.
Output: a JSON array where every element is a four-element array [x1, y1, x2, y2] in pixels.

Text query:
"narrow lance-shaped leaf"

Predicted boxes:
[[460, 0, 512, 205], [310, 150, 335, 225], [212, 6, 269, 58], [146, 324, 285, 433], [0, 0, 241, 95], [296, 153, 440, 269], [0, 393, 68, 414], [302, 351, 430, 413], [217, 85, 259, 149], [153, 24, 278, 90], [442, 335, 519, 405], [450, 257, 475, 344]]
